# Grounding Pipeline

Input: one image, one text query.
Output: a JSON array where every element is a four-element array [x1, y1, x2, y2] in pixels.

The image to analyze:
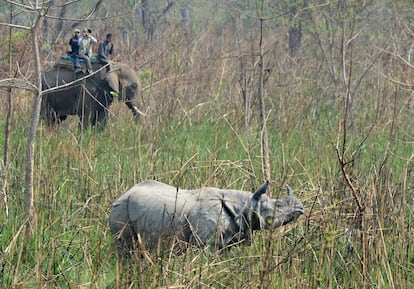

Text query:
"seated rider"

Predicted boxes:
[[78, 28, 97, 74], [68, 28, 81, 72], [97, 33, 114, 72]]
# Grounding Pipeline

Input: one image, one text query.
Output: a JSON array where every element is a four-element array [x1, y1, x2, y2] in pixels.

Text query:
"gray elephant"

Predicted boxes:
[[41, 60, 142, 127]]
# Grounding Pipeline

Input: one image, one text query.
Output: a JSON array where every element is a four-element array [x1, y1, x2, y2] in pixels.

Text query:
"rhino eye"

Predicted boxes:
[[273, 200, 283, 208]]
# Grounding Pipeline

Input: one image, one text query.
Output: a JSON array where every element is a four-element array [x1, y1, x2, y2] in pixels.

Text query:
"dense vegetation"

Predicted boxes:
[[1, 0, 413, 288]]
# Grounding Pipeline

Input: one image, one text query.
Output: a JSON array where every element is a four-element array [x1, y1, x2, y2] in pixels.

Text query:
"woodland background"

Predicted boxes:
[[0, 0, 413, 288]]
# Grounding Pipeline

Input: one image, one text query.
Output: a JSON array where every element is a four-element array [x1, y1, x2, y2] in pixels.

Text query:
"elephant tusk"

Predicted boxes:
[[132, 105, 146, 116]]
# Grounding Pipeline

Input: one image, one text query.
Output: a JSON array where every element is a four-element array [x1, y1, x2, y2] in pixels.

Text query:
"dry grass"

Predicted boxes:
[[1, 2, 414, 287]]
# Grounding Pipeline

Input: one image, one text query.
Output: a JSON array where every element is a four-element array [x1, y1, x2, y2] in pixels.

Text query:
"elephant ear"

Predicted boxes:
[[105, 72, 119, 93]]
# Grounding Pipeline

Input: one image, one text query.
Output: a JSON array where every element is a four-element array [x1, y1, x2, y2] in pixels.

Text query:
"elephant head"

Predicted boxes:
[[41, 61, 143, 128], [103, 63, 143, 121]]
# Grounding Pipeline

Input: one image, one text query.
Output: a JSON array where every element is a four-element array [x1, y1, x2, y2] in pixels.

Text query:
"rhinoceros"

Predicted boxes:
[[109, 180, 304, 254]]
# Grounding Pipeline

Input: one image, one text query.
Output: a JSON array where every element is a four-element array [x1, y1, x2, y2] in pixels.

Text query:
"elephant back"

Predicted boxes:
[[53, 55, 99, 72], [52, 59, 74, 71]]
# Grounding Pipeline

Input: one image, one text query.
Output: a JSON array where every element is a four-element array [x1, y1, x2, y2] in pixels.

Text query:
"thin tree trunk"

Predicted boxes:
[[337, 0, 366, 284], [1, 6, 14, 219], [258, 2, 270, 183], [25, 16, 43, 235], [1, 87, 12, 219]]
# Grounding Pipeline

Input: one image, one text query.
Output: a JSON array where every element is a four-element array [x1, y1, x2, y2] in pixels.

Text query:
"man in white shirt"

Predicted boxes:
[[78, 28, 97, 74]]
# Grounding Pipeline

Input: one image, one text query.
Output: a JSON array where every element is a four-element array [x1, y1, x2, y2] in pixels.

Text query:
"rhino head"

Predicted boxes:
[[250, 182, 304, 230]]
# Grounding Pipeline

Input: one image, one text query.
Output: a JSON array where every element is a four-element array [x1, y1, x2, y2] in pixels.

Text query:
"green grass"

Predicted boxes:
[[0, 96, 413, 288]]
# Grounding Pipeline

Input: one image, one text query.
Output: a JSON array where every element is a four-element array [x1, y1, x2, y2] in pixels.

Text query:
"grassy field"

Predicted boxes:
[[0, 84, 413, 289], [1, 1, 414, 287]]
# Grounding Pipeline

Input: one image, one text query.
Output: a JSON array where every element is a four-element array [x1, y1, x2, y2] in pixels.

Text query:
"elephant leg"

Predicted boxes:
[[44, 107, 60, 126], [78, 110, 107, 129], [93, 110, 108, 129], [78, 113, 92, 129], [44, 112, 67, 126]]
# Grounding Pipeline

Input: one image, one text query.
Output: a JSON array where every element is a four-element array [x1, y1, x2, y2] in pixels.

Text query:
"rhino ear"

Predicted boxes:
[[252, 181, 269, 202]]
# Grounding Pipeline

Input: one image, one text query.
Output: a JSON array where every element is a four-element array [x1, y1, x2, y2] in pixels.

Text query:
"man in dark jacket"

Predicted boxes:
[[97, 33, 114, 72], [69, 28, 81, 72]]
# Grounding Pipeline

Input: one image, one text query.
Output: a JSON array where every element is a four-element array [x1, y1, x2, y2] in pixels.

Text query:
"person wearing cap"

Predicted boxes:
[[78, 28, 97, 74], [97, 33, 114, 72], [69, 28, 81, 72]]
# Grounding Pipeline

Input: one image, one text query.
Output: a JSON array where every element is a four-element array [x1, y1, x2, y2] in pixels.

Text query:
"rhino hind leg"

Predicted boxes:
[[109, 197, 137, 257]]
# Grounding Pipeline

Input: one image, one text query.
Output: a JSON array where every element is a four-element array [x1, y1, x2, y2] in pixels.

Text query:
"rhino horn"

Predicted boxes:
[[286, 184, 293, 196]]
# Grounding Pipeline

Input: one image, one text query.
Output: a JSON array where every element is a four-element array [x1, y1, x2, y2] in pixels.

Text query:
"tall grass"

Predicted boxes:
[[2, 2, 414, 287], [0, 91, 413, 288]]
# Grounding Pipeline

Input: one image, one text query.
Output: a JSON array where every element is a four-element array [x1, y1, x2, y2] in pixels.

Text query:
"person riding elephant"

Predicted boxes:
[[97, 33, 114, 72], [78, 28, 97, 74], [41, 61, 143, 128], [68, 28, 81, 72]]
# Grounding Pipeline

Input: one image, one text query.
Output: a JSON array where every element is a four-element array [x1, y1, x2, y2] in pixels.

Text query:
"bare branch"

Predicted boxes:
[[0, 78, 37, 94], [47, 0, 81, 8], [394, 49, 414, 70], [4, 0, 42, 11], [42, 12, 132, 23], [383, 73, 414, 88], [0, 22, 31, 30]]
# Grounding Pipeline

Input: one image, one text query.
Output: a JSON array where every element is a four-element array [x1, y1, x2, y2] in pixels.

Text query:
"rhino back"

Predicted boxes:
[[125, 181, 198, 245]]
